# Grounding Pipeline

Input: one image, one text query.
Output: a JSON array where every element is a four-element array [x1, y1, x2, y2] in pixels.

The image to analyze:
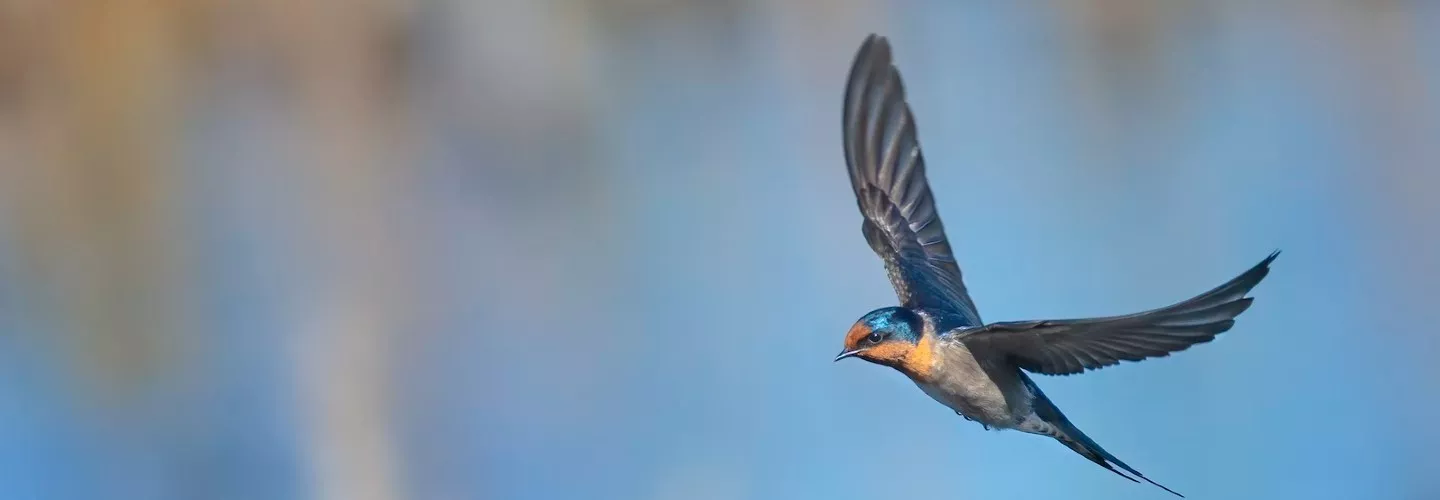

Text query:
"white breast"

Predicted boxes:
[[912, 340, 1022, 427]]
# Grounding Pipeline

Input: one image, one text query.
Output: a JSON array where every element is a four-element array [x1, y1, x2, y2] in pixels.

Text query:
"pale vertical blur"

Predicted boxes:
[[0, 1, 1436, 499]]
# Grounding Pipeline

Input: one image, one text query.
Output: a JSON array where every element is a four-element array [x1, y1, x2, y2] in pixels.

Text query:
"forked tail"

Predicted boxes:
[[1023, 374, 1184, 497]]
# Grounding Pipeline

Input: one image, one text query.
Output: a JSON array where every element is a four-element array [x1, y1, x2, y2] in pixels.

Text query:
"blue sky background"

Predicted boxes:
[[1, 2, 1437, 499]]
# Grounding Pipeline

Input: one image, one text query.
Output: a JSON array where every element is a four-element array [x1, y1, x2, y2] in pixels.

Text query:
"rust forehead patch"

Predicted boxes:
[[843, 323, 872, 347]]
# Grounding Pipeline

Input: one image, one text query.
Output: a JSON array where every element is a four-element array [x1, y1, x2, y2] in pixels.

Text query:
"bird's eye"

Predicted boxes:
[[866, 331, 884, 343]]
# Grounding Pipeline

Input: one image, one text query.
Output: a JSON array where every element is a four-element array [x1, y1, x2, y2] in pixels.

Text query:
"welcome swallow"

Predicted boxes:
[[834, 34, 1276, 498]]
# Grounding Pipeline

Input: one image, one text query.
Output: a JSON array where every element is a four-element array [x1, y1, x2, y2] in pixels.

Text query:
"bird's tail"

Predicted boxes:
[[1023, 374, 1184, 497]]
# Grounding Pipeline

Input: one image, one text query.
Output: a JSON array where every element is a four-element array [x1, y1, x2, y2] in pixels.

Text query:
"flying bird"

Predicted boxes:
[[833, 34, 1276, 498]]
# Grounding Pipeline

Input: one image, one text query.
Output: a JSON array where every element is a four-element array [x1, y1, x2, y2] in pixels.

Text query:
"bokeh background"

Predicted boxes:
[[2, 1, 1438, 499]]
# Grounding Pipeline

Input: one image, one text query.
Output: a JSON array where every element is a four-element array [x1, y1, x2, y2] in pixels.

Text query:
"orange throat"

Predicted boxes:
[[897, 334, 936, 380]]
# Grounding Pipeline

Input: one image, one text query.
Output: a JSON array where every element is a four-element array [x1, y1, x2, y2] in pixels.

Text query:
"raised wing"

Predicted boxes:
[[844, 34, 981, 328], [960, 251, 1278, 376]]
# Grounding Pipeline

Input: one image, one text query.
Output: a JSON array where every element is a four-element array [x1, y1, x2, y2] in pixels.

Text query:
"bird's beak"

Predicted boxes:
[[834, 348, 866, 362]]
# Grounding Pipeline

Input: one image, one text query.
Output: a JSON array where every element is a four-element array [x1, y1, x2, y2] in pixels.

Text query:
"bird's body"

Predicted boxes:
[[913, 336, 1026, 428], [833, 34, 1276, 498]]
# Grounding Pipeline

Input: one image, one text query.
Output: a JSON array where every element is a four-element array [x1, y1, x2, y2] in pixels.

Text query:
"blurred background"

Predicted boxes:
[[1, 1, 1438, 499]]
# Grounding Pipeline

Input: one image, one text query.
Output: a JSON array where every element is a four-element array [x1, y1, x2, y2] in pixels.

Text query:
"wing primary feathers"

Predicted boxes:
[[962, 251, 1278, 375], [842, 34, 983, 328]]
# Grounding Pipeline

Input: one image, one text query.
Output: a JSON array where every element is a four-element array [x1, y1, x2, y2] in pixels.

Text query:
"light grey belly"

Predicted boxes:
[[914, 342, 1025, 427]]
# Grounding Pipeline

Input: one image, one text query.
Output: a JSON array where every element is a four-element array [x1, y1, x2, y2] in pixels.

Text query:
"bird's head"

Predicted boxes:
[[835, 307, 926, 368]]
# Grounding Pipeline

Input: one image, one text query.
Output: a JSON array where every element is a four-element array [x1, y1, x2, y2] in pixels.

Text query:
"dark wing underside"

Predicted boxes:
[[959, 251, 1278, 376], [844, 34, 981, 328]]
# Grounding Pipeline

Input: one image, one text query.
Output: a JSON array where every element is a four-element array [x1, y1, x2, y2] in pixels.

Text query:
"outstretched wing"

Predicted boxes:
[[844, 34, 981, 328], [960, 251, 1278, 376]]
